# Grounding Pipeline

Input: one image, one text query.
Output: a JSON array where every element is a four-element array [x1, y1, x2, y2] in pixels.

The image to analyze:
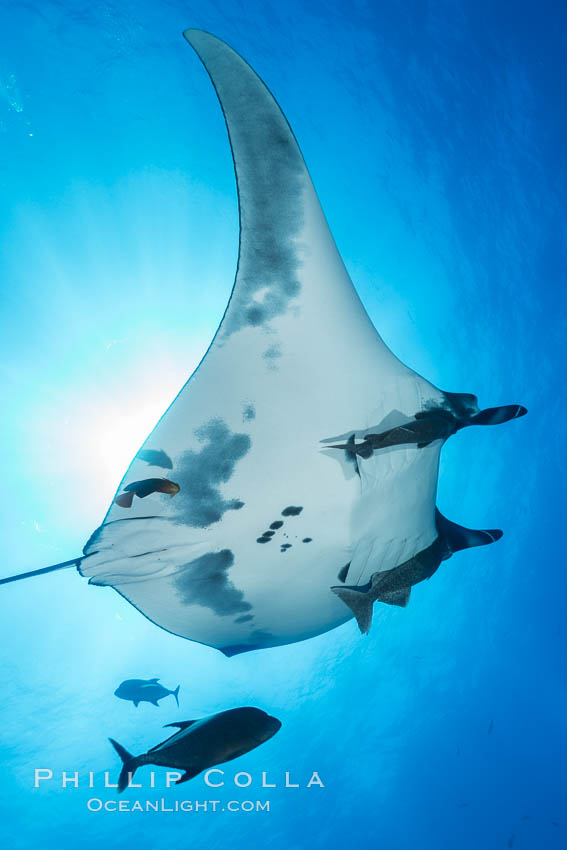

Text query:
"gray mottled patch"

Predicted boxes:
[[187, 32, 306, 338], [242, 403, 256, 421], [263, 344, 282, 370], [234, 614, 254, 624], [173, 419, 250, 528], [173, 550, 251, 616]]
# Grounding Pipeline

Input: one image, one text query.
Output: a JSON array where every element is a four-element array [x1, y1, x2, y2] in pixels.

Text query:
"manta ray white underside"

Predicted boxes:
[[29, 29, 522, 654]]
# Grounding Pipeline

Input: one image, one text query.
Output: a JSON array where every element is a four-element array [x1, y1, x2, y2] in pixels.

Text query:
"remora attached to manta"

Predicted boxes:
[[1, 29, 526, 653]]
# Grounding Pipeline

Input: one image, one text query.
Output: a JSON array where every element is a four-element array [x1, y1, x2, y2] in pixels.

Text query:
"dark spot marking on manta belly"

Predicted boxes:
[[234, 614, 254, 624], [302, 538, 312, 543], [282, 506, 303, 516], [337, 563, 351, 583], [173, 550, 252, 616], [257, 536, 272, 544], [270, 521, 283, 530], [242, 403, 256, 421], [280, 544, 292, 552], [172, 419, 250, 528], [262, 530, 275, 537], [263, 344, 282, 370]]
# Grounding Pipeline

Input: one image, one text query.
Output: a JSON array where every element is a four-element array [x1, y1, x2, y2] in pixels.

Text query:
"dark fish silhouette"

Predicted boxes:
[[114, 478, 180, 508], [330, 403, 527, 457], [136, 449, 173, 470], [114, 678, 180, 708], [332, 509, 502, 633], [109, 706, 281, 792]]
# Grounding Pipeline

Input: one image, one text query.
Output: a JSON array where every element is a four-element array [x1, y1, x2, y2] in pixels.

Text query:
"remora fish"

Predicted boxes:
[[332, 510, 503, 633], [114, 478, 180, 508], [114, 678, 180, 708], [329, 404, 527, 457], [109, 706, 281, 792]]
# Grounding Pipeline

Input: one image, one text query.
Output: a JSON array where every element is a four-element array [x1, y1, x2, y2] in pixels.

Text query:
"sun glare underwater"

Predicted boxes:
[[0, 2, 566, 850]]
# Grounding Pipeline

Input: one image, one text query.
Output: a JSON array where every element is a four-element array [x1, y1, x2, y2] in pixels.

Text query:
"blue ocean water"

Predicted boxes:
[[0, 1, 565, 848]]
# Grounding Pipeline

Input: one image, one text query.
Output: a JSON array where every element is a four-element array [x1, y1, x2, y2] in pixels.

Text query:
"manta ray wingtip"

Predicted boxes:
[[182, 27, 202, 39], [183, 28, 217, 48]]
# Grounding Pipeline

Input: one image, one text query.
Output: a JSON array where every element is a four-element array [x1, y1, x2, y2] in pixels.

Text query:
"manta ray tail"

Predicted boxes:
[[0, 557, 84, 586], [109, 738, 140, 794], [435, 510, 503, 554]]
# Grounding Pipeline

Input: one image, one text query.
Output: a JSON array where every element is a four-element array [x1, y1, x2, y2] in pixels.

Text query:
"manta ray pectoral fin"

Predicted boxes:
[[417, 441, 434, 449], [466, 405, 527, 427], [435, 509, 503, 555], [176, 768, 202, 785], [331, 585, 374, 635], [163, 720, 198, 730], [376, 588, 411, 607]]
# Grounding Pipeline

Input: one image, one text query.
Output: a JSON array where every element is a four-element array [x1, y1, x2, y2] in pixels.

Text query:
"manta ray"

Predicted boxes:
[[1, 30, 526, 654]]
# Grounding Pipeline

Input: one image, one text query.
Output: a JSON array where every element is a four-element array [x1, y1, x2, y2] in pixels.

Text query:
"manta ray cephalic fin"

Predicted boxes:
[[435, 509, 503, 554]]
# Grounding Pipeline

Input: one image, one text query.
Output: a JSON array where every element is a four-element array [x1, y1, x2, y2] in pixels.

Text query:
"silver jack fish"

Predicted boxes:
[[114, 678, 180, 708]]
